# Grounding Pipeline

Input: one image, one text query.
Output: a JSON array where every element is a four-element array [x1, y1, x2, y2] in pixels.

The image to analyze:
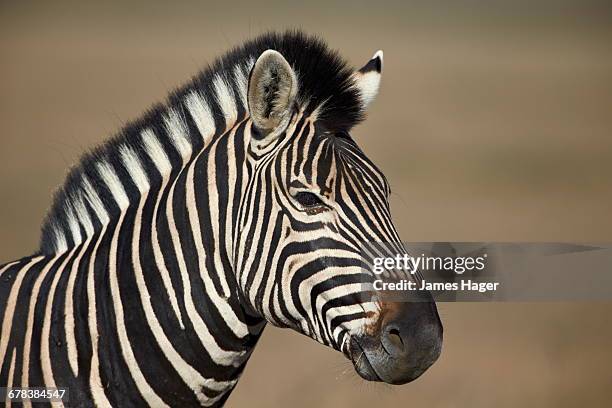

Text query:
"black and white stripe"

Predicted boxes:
[[0, 31, 409, 407]]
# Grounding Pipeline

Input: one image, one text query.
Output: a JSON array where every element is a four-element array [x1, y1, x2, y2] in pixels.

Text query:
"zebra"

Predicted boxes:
[[0, 31, 442, 407]]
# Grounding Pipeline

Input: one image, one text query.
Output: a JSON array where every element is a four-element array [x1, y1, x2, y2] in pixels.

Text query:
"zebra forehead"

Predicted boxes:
[[284, 129, 388, 194]]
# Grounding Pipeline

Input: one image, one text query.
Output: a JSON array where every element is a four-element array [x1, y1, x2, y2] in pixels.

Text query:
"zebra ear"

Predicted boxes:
[[353, 50, 383, 109], [247, 50, 298, 133]]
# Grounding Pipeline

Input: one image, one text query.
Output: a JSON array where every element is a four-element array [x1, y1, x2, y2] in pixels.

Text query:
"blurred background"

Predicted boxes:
[[1, 1, 611, 406]]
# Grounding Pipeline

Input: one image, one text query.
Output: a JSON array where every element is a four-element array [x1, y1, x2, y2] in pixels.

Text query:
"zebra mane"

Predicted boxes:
[[39, 30, 364, 254]]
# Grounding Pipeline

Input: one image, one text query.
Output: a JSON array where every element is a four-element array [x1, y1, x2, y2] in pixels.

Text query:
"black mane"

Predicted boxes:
[[39, 30, 364, 254]]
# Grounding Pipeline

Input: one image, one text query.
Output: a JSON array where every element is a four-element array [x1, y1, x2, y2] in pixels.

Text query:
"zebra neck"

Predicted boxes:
[[153, 114, 258, 318], [129, 113, 265, 401], [95, 111, 262, 402]]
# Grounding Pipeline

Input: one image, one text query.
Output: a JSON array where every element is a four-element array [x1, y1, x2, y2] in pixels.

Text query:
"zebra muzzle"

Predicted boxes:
[[348, 300, 443, 384]]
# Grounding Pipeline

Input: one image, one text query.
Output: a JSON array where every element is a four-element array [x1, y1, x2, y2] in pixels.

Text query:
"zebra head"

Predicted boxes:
[[235, 41, 443, 385]]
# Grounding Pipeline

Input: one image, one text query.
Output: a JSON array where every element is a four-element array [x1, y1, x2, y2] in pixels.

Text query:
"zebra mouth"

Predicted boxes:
[[348, 337, 382, 382]]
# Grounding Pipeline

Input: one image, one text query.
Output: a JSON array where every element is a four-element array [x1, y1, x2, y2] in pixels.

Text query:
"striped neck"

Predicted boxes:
[[39, 58, 254, 255]]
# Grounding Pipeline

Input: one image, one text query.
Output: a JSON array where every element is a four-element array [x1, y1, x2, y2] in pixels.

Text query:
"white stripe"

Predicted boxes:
[[41, 246, 80, 404], [164, 109, 192, 162], [233, 64, 249, 111], [96, 161, 129, 210], [142, 129, 185, 328], [185, 91, 215, 144], [0, 257, 45, 369], [142, 129, 172, 175], [224, 127, 239, 292], [64, 234, 92, 377], [243, 208, 279, 318], [20, 255, 60, 404], [120, 146, 150, 193], [53, 225, 68, 254], [213, 74, 238, 128], [203, 140, 231, 298], [81, 175, 109, 224], [64, 193, 94, 376], [65, 202, 82, 246], [72, 193, 94, 234]]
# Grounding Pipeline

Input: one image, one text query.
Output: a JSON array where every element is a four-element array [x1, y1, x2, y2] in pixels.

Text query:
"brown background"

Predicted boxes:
[[1, 1, 611, 407]]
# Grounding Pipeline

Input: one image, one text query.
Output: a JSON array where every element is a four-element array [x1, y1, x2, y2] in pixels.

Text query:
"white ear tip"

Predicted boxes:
[[357, 50, 384, 75], [373, 50, 383, 71]]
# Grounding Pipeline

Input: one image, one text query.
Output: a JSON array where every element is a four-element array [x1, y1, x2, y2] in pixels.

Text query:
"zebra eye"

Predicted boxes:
[[295, 192, 324, 208]]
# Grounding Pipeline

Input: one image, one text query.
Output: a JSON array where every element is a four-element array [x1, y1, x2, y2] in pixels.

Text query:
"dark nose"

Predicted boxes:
[[382, 323, 409, 356], [349, 301, 443, 384], [382, 318, 441, 357], [380, 302, 443, 384]]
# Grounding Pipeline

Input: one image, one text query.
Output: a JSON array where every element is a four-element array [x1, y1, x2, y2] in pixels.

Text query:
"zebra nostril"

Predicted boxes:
[[388, 328, 403, 349], [389, 328, 404, 347], [382, 325, 406, 356]]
